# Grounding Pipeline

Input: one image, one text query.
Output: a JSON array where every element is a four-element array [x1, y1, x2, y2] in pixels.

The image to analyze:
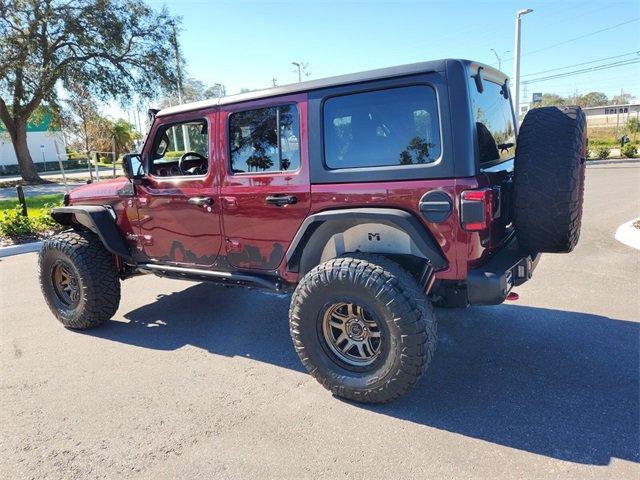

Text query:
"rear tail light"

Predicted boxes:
[[461, 188, 493, 231]]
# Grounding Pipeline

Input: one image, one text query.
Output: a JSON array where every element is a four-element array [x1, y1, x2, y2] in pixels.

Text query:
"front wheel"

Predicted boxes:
[[39, 230, 121, 329], [289, 254, 437, 403]]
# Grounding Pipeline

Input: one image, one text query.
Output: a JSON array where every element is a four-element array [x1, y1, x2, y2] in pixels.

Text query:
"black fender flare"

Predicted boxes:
[[285, 208, 448, 276], [51, 206, 132, 261]]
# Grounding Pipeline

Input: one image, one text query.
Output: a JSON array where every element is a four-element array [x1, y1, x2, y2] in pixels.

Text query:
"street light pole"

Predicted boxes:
[[292, 62, 301, 83], [490, 48, 510, 71], [513, 8, 533, 124]]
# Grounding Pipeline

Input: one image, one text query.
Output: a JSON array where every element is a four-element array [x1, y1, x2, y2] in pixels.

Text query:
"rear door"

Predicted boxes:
[[218, 94, 310, 271], [468, 72, 517, 250]]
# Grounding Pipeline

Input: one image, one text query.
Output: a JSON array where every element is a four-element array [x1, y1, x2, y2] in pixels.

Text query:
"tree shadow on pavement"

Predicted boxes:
[[84, 282, 639, 466]]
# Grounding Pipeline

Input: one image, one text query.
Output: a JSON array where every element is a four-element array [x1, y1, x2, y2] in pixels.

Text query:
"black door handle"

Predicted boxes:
[[188, 196, 214, 206], [266, 195, 297, 206]]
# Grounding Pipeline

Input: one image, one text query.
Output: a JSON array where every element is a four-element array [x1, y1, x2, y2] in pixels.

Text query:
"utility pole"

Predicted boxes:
[[292, 62, 301, 82], [170, 22, 184, 105], [170, 21, 190, 151], [214, 83, 226, 97], [513, 8, 533, 128], [490, 49, 510, 71], [272, 77, 278, 88]]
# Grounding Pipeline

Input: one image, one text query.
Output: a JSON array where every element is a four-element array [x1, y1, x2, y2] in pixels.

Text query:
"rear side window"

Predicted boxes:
[[229, 104, 300, 174], [468, 78, 516, 166], [323, 85, 441, 169]]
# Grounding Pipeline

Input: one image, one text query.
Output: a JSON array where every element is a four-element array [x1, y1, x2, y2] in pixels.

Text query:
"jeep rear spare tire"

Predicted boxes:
[[513, 106, 587, 253], [39, 230, 121, 329], [289, 254, 437, 403]]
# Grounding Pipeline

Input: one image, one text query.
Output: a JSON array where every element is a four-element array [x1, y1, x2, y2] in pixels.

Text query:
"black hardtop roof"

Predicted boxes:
[[156, 58, 504, 117]]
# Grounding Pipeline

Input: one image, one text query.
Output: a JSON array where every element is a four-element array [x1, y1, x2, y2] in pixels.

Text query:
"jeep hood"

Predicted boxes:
[[68, 177, 130, 203]]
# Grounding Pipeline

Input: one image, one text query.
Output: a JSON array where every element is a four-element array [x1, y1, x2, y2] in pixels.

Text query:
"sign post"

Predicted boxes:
[[53, 140, 70, 193], [40, 144, 47, 172]]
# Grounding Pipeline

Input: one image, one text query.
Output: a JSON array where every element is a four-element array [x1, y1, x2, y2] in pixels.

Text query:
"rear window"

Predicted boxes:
[[468, 78, 516, 166], [323, 85, 441, 169]]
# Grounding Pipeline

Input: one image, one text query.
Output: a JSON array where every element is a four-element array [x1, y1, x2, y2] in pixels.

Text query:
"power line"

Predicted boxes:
[[521, 18, 640, 57], [522, 51, 640, 78], [522, 59, 640, 85], [504, 18, 640, 63]]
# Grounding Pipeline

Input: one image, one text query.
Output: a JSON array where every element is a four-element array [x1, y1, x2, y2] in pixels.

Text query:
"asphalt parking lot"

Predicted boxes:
[[1, 162, 639, 479]]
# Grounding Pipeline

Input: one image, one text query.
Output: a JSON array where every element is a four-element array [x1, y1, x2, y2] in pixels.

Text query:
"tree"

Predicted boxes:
[[577, 92, 608, 108], [62, 85, 112, 162], [110, 119, 140, 161], [537, 93, 566, 107], [0, 0, 180, 183], [612, 92, 632, 105], [628, 117, 639, 141], [159, 78, 208, 108]]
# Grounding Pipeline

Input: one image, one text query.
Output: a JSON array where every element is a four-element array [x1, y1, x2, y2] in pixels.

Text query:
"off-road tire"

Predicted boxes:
[[514, 105, 587, 253], [39, 230, 120, 329], [289, 254, 437, 403]]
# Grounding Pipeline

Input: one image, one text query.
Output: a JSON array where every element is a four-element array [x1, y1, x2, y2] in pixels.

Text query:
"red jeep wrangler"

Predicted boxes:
[[39, 59, 586, 403]]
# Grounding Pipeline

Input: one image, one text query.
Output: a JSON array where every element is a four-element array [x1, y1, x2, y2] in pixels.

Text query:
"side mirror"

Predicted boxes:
[[122, 153, 144, 180]]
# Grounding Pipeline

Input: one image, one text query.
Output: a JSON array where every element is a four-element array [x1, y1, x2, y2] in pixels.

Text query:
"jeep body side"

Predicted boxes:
[[40, 58, 586, 402], [59, 60, 517, 293]]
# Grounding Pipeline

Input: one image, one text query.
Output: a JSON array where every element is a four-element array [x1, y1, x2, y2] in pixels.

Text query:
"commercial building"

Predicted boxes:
[[0, 112, 66, 174], [583, 103, 640, 128]]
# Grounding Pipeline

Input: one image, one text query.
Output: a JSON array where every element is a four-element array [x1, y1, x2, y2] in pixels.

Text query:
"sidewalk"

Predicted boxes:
[[0, 166, 122, 183], [0, 182, 86, 200]]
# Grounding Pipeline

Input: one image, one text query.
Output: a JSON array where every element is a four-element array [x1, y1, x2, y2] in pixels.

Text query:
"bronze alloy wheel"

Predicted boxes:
[[51, 260, 81, 308], [322, 301, 382, 367]]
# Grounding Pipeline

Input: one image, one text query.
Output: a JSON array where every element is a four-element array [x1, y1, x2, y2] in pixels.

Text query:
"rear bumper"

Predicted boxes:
[[467, 237, 540, 305]]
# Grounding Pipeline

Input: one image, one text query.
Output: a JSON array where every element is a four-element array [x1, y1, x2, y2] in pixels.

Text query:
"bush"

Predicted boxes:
[[33, 202, 62, 231], [0, 206, 35, 237], [165, 150, 185, 158], [0, 201, 63, 239], [621, 144, 638, 158], [594, 146, 610, 159]]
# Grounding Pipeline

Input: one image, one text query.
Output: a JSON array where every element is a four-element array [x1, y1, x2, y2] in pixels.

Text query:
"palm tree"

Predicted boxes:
[[110, 119, 140, 162]]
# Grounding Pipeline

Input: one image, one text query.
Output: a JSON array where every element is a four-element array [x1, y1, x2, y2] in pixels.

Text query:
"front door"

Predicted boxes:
[[219, 95, 310, 271], [135, 113, 222, 267]]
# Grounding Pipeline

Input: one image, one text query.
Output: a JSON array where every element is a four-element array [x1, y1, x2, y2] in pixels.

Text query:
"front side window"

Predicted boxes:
[[229, 104, 300, 173], [468, 78, 516, 166], [149, 120, 208, 177], [323, 85, 441, 169]]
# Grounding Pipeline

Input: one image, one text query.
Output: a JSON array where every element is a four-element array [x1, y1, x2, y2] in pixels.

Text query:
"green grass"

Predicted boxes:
[[0, 193, 63, 216]]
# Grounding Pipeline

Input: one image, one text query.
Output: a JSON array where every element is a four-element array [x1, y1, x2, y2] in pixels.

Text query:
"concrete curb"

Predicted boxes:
[[615, 219, 640, 250], [0, 241, 42, 258], [587, 158, 640, 166]]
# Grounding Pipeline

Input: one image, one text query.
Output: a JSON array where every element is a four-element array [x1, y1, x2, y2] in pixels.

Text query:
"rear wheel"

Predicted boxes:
[[289, 254, 437, 403], [39, 230, 121, 329]]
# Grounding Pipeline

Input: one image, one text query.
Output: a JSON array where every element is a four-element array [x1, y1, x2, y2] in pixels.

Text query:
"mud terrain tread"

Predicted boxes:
[[290, 254, 437, 403], [39, 230, 120, 329], [514, 105, 587, 253]]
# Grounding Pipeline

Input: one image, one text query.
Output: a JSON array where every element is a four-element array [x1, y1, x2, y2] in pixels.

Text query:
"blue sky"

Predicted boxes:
[[116, 0, 639, 119]]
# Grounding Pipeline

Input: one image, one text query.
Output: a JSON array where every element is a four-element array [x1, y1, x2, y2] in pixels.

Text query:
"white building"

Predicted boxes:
[[582, 103, 640, 128], [0, 113, 66, 173]]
